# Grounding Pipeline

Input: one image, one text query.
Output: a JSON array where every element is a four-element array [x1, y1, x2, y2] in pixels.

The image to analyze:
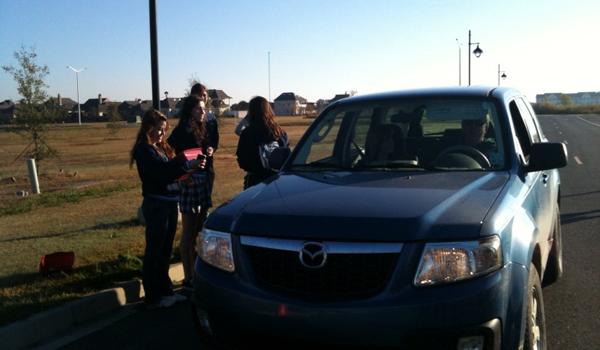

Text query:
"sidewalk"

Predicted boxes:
[[0, 263, 184, 350]]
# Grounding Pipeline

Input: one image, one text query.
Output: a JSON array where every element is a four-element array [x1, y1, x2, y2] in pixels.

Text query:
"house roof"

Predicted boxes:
[[330, 93, 350, 103], [160, 97, 181, 109], [208, 89, 231, 100], [274, 92, 307, 103], [46, 97, 77, 108], [0, 100, 16, 111], [231, 101, 249, 111]]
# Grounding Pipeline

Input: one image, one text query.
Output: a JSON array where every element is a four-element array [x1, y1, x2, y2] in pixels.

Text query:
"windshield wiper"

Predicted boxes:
[[290, 161, 350, 170], [355, 161, 427, 170]]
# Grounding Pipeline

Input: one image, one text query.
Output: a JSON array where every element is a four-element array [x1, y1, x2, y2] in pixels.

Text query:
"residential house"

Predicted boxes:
[[160, 97, 182, 117], [316, 93, 350, 114], [207, 89, 232, 115], [46, 94, 78, 122], [228, 100, 249, 118], [536, 91, 600, 105], [0, 100, 15, 124], [274, 92, 307, 116], [305, 102, 317, 117], [119, 99, 153, 123], [81, 94, 112, 122]]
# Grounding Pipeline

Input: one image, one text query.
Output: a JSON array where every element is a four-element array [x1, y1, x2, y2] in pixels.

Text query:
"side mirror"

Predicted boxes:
[[526, 142, 568, 172], [269, 147, 291, 171]]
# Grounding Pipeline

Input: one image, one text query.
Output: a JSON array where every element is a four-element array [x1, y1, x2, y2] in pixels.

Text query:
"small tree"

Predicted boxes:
[[106, 104, 124, 136], [2, 46, 59, 162], [559, 94, 573, 106]]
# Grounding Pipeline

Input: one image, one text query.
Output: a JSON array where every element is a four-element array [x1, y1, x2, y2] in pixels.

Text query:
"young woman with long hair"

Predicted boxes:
[[236, 96, 288, 189], [167, 94, 211, 289], [130, 109, 204, 308]]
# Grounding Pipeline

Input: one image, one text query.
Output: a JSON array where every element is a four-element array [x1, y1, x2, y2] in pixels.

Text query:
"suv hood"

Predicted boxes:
[[208, 171, 509, 241]]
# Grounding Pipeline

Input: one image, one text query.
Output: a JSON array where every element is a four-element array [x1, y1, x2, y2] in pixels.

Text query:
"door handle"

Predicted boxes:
[[542, 173, 549, 184]]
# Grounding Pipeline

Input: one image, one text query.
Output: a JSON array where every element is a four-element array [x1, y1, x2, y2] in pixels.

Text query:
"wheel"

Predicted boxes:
[[543, 208, 563, 286], [432, 145, 491, 169], [524, 264, 547, 350], [190, 299, 244, 350]]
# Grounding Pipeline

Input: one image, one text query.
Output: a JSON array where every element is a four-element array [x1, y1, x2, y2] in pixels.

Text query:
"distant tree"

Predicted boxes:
[[186, 73, 201, 96], [106, 104, 124, 136], [559, 94, 573, 106], [2, 46, 59, 162]]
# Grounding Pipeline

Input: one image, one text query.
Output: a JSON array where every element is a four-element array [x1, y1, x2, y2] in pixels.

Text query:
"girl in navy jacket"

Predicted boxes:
[[130, 109, 204, 308]]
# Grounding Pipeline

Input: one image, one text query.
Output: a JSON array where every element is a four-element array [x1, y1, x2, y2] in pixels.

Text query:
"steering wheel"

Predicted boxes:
[[433, 145, 491, 169]]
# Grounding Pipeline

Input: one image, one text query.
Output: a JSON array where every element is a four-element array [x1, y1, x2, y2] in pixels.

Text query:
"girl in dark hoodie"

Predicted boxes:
[[236, 96, 288, 189], [130, 109, 204, 308]]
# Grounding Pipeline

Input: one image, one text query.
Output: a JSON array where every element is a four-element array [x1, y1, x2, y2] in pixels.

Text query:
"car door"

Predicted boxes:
[[510, 98, 553, 262]]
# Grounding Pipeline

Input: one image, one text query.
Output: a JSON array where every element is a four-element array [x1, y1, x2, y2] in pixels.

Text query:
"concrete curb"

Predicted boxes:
[[0, 263, 184, 350]]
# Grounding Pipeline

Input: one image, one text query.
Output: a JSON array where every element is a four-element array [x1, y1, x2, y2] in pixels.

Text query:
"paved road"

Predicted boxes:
[[60, 115, 600, 350]]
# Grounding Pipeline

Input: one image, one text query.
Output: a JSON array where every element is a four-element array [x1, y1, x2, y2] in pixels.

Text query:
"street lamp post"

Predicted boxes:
[[67, 65, 85, 125], [467, 30, 483, 86], [497, 64, 507, 86], [455, 38, 462, 86]]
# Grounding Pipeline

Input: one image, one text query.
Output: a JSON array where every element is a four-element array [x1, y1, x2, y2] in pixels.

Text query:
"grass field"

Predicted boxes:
[[0, 116, 312, 326]]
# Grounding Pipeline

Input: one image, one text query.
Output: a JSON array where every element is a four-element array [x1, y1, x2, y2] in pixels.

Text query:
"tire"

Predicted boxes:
[[543, 208, 563, 286], [524, 264, 547, 350], [189, 300, 242, 350]]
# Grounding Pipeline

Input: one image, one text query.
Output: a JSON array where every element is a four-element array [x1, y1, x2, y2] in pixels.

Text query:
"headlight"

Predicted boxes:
[[414, 235, 502, 287], [196, 229, 235, 272]]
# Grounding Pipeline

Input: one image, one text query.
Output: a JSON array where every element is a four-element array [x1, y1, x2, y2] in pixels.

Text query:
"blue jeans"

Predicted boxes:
[[141, 197, 178, 303]]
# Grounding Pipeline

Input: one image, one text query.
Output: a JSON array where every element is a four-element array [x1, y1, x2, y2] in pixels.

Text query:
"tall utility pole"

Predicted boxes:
[[467, 29, 483, 86], [67, 66, 85, 125], [149, 0, 160, 109], [455, 39, 462, 86], [268, 51, 271, 102]]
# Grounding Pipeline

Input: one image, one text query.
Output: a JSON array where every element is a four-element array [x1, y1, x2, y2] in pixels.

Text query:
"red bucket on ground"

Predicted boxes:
[[39, 251, 75, 274]]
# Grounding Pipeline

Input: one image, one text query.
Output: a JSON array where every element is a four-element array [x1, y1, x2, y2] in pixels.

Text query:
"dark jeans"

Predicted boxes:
[[141, 197, 178, 303]]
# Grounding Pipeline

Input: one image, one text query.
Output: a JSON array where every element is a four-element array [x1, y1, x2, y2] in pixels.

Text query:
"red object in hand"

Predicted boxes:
[[182, 148, 203, 160], [178, 148, 205, 181], [39, 251, 75, 274]]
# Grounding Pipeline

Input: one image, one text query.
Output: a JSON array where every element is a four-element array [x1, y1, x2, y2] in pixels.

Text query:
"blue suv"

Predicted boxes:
[[192, 87, 567, 350]]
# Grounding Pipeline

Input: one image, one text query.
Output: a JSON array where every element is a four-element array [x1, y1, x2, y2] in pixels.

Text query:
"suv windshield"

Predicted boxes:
[[290, 98, 506, 171]]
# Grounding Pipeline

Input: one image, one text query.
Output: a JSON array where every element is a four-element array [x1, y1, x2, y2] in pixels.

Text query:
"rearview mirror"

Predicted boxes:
[[526, 142, 568, 172]]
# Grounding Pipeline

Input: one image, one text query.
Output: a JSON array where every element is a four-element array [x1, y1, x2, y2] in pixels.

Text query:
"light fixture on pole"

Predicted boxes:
[[497, 64, 507, 86], [455, 38, 462, 86], [67, 65, 86, 125], [467, 30, 483, 86]]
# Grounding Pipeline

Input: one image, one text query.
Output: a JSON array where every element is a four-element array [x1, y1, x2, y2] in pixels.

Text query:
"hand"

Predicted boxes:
[[207, 147, 214, 157], [189, 159, 206, 170]]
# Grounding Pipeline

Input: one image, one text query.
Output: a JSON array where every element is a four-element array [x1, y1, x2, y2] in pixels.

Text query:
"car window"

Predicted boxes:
[[520, 97, 546, 140], [291, 98, 506, 171], [516, 98, 541, 143], [509, 100, 533, 161]]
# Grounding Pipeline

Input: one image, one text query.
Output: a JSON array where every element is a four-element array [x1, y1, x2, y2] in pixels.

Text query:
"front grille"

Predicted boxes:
[[244, 245, 399, 301]]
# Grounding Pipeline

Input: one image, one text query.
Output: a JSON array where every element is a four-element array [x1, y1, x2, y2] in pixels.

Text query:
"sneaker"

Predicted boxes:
[[158, 296, 177, 308], [182, 280, 194, 292], [166, 293, 187, 303]]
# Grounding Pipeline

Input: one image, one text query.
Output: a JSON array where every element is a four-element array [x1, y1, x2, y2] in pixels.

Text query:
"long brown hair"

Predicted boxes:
[[130, 109, 175, 167], [247, 96, 282, 139], [178, 95, 206, 143]]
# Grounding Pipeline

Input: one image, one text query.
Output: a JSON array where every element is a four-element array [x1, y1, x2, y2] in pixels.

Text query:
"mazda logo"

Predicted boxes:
[[299, 242, 327, 269]]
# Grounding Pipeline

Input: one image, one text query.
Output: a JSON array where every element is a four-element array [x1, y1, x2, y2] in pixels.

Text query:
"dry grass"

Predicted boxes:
[[0, 116, 313, 325]]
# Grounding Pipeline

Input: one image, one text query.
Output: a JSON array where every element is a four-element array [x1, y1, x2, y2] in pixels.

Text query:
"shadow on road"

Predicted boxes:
[[561, 209, 600, 224]]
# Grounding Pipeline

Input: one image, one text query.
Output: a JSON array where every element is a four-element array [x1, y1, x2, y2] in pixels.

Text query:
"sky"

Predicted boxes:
[[1, 0, 599, 104]]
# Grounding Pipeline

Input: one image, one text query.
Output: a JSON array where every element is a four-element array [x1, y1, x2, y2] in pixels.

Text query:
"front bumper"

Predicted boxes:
[[193, 256, 527, 349]]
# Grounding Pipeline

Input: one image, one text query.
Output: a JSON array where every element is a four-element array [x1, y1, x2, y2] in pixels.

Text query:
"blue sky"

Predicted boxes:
[[1, 0, 599, 104]]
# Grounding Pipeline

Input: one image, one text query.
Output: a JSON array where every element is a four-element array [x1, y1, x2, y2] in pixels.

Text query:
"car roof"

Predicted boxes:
[[331, 86, 521, 106]]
